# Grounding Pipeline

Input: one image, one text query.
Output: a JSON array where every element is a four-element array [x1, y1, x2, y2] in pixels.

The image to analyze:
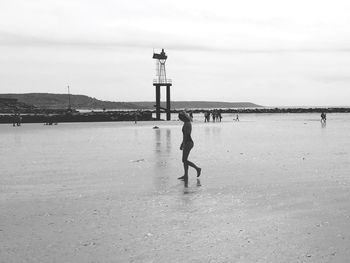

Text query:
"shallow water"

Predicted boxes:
[[1, 113, 350, 262]]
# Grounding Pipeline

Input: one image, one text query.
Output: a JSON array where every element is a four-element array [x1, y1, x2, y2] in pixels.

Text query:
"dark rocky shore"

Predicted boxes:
[[1, 107, 350, 124], [0, 110, 153, 124], [191, 107, 350, 114], [1, 97, 349, 124]]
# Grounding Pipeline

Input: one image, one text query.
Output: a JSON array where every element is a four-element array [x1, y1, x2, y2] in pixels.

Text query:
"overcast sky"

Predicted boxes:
[[1, 0, 350, 106]]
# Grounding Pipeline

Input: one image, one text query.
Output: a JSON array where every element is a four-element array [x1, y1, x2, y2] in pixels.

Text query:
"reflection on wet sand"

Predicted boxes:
[[153, 128, 173, 191], [154, 128, 172, 155], [204, 126, 222, 136], [183, 178, 201, 189]]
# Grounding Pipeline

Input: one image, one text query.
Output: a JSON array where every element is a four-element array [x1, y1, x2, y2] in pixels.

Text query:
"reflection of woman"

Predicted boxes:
[[178, 111, 201, 181]]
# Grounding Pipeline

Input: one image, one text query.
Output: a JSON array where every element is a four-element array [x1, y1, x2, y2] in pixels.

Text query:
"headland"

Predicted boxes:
[[0, 93, 349, 124]]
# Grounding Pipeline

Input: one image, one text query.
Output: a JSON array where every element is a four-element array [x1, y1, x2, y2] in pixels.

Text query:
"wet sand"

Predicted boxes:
[[1, 113, 350, 262]]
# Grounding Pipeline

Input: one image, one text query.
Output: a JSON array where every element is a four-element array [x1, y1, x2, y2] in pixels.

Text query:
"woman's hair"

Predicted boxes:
[[178, 111, 191, 122]]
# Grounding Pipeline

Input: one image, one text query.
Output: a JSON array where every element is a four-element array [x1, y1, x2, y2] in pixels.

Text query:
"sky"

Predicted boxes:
[[1, 0, 350, 106]]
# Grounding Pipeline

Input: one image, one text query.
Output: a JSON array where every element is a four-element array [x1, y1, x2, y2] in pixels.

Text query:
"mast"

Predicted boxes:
[[67, 85, 71, 110]]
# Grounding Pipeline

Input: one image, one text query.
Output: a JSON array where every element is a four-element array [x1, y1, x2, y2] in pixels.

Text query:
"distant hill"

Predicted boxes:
[[0, 93, 262, 110], [131, 101, 262, 109], [0, 93, 140, 110]]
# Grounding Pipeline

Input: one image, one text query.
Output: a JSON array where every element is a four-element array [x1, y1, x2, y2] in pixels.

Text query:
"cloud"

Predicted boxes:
[[2, 30, 350, 56]]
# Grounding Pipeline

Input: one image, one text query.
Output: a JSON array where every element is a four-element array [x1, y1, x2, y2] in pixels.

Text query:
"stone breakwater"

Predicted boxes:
[[1, 107, 350, 124], [189, 107, 350, 114], [0, 110, 153, 124]]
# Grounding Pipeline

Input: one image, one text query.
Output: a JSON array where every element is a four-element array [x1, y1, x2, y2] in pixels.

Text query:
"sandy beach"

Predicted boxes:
[[1, 113, 350, 262]]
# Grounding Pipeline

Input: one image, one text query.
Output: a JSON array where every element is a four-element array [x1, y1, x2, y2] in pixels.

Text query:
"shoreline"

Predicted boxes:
[[0, 107, 350, 124]]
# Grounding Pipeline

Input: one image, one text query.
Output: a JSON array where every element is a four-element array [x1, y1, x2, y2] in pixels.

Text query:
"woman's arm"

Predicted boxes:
[[181, 123, 192, 147], [180, 126, 186, 150]]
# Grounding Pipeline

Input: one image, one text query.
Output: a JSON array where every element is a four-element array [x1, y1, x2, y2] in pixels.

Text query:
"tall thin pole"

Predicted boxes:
[[67, 85, 71, 110]]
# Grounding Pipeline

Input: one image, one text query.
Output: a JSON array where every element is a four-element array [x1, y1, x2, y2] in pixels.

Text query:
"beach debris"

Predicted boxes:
[[81, 241, 97, 247], [153, 126, 159, 129], [315, 221, 329, 227], [131, 159, 145, 163], [337, 233, 345, 240], [144, 232, 153, 238]]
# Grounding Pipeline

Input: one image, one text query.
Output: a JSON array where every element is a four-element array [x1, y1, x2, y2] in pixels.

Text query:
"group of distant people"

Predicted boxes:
[[44, 114, 58, 125], [11, 111, 60, 126], [204, 110, 222, 122], [203, 110, 240, 123]]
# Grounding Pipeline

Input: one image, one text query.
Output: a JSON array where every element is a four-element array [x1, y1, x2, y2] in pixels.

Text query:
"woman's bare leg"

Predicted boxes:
[[186, 160, 201, 177], [179, 143, 201, 179]]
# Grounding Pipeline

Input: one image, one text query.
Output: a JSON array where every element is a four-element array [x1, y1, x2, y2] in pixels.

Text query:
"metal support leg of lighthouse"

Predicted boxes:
[[154, 84, 171, 121], [155, 85, 161, 120], [166, 85, 171, 121]]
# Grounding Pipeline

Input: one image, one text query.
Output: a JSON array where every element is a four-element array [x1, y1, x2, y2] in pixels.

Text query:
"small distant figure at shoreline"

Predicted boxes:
[[211, 110, 215, 122], [218, 111, 222, 122], [178, 111, 201, 186], [44, 114, 57, 125], [234, 114, 239, 122], [204, 111, 210, 122], [321, 112, 327, 124], [134, 111, 138, 124], [12, 112, 22, 127]]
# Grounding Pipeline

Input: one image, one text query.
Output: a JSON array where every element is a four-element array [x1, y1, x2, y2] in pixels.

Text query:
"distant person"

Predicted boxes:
[[178, 111, 201, 182], [235, 114, 239, 122], [218, 111, 222, 122], [12, 112, 17, 127], [134, 111, 138, 124], [44, 113, 53, 125], [321, 112, 326, 123], [205, 111, 210, 122], [16, 113, 22, 126], [212, 110, 216, 122]]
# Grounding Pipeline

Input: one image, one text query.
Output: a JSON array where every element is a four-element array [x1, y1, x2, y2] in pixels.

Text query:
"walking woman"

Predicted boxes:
[[178, 111, 201, 181]]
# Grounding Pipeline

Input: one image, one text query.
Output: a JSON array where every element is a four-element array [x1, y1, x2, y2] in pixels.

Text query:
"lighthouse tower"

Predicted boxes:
[[152, 49, 172, 120]]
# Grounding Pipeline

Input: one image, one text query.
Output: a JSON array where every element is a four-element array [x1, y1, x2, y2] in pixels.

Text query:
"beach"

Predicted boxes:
[[1, 113, 350, 262]]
